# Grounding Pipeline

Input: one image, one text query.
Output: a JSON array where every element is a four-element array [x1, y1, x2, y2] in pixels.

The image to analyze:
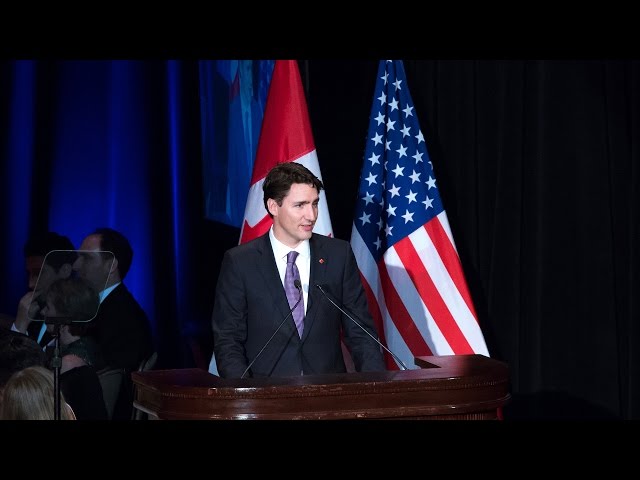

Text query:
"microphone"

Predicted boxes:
[[315, 284, 409, 370], [241, 279, 303, 379]]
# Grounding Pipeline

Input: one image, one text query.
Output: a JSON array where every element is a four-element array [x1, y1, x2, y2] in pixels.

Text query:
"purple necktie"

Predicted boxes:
[[285, 251, 304, 337]]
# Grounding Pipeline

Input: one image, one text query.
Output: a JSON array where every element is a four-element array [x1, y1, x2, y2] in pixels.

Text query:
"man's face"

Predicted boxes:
[[73, 234, 113, 292], [269, 183, 319, 248]]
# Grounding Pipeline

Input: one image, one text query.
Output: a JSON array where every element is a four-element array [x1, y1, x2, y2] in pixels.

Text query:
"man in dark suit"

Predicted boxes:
[[73, 227, 153, 419], [212, 162, 386, 378]]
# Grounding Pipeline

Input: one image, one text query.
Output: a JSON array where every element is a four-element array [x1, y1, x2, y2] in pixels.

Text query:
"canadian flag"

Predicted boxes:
[[239, 60, 333, 243]]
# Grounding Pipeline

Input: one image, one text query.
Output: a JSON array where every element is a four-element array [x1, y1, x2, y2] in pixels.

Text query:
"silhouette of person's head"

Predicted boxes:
[[42, 277, 100, 341], [24, 232, 75, 291], [0, 330, 47, 390], [74, 228, 131, 292]]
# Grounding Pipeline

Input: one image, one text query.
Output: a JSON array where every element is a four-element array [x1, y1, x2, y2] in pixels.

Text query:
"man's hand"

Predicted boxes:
[[14, 290, 36, 333]]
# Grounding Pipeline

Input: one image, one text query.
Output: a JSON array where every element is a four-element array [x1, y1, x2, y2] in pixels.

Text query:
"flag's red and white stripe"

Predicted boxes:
[[353, 211, 489, 370]]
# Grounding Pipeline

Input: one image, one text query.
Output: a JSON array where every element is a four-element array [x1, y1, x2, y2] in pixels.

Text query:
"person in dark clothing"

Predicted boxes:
[[212, 162, 386, 378], [11, 232, 76, 348], [42, 276, 108, 420], [73, 227, 153, 420]]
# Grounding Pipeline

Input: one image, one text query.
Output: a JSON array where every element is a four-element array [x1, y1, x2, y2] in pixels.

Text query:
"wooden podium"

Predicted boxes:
[[132, 354, 509, 420]]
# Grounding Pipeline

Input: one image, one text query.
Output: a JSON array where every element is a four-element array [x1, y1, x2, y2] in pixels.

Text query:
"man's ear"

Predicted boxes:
[[109, 258, 119, 275], [60, 263, 73, 278], [267, 198, 278, 217]]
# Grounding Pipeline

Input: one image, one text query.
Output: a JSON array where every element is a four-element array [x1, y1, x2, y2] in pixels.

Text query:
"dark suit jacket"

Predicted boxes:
[[27, 321, 52, 349], [212, 232, 386, 378], [88, 283, 153, 420], [88, 283, 153, 373]]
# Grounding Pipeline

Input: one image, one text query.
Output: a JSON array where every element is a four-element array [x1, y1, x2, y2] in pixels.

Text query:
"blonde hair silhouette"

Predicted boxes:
[[1, 366, 75, 420]]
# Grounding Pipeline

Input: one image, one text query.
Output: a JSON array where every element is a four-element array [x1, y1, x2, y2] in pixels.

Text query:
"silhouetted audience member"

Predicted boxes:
[[12, 232, 76, 348], [0, 330, 47, 395], [42, 277, 108, 420], [73, 227, 153, 420], [1, 366, 75, 420]]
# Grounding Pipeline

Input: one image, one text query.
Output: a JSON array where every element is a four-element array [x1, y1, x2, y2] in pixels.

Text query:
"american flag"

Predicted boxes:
[[350, 60, 489, 370]]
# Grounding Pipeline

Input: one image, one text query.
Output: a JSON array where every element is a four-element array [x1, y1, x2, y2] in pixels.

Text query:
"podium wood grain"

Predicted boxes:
[[132, 354, 510, 420]]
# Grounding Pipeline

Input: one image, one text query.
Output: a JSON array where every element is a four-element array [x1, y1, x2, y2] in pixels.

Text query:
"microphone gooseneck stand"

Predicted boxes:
[[241, 280, 302, 379], [315, 284, 409, 370], [44, 315, 72, 421]]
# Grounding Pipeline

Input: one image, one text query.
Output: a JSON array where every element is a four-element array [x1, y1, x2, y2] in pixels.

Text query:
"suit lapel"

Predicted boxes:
[[302, 234, 328, 341]]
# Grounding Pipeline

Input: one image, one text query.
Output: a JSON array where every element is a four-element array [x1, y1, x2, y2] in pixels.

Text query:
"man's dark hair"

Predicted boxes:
[[0, 331, 47, 388], [262, 162, 324, 218], [92, 228, 133, 279], [24, 232, 76, 272]]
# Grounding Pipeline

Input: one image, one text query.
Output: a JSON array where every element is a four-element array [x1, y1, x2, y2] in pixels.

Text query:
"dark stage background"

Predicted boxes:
[[1, 60, 638, 419]]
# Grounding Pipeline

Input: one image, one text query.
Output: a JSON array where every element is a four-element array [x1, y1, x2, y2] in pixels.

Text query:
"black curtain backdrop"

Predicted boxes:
[[1, 60, 638, 419], [306, 60, 640, 420]]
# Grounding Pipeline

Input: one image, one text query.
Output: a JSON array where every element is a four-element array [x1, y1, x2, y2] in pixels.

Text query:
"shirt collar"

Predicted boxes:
[[269, 227, 310, 261], [99, 282, 121, 303]]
